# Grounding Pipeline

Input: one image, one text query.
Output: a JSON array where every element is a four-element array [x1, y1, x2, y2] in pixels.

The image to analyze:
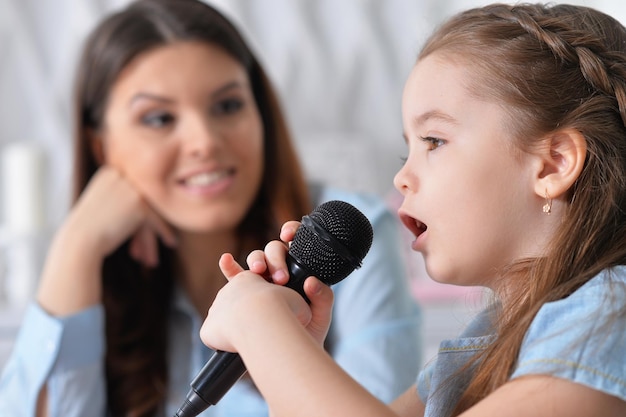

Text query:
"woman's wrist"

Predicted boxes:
[[36, 223, 105, 316]]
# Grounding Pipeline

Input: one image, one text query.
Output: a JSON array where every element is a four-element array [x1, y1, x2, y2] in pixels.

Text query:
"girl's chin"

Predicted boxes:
[[423, 264, 460, 286]]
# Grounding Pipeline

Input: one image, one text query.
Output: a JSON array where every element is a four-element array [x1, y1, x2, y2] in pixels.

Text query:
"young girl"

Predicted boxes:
[[200, 3, 626, 416], [0, 0, 421, 416]]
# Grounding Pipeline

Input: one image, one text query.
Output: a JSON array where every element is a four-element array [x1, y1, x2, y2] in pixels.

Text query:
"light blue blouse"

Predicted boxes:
[[417, 266, 626, 417], [0, 187, 423, 417]]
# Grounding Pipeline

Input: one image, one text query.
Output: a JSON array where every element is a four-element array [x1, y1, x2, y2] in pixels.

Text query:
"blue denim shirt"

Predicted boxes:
[[0, 187, 422, 417], [417, 266, 626, 417]]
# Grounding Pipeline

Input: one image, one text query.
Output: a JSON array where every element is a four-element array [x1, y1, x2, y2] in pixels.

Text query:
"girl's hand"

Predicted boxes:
[[248, 220, 334, 346], [243, 220, 301, 284], [201, 222, 334, 352]]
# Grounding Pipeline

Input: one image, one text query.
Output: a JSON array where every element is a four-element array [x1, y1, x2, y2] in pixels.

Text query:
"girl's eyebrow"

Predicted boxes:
[[413, 109, 459, 127]]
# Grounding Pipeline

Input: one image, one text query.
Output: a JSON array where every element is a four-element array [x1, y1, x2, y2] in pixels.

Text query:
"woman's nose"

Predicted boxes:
[[183, 115, 221, 156]]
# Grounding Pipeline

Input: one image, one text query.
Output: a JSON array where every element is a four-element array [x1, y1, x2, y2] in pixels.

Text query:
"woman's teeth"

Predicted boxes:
[[185, 171, 228, 186]]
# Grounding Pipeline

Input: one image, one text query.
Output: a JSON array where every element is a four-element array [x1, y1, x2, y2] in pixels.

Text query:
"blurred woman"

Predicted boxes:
[[0, 0, 421, 416]]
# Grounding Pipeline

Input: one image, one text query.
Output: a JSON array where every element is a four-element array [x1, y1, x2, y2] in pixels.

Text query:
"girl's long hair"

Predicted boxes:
[[418, 3, 626, 414], [72, 0, 310, 414]]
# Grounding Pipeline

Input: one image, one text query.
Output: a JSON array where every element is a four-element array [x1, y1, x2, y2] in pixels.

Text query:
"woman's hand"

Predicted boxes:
[[70, 166, 177, 262], [36, 166, 177, 316]]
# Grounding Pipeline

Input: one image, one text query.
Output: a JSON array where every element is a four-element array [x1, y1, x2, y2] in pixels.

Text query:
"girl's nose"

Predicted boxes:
[[393, 160, 415, 195]]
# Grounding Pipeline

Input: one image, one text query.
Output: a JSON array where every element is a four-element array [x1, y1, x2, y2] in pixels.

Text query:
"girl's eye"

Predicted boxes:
[[141, 111, 175, 128], [213, 98, 244, 115], [420, 136, 445, 150], [399, 156, 408, 166]]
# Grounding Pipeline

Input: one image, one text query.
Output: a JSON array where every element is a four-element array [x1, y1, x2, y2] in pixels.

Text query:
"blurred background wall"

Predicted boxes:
[[0, 0, 624, 359], [2, 0, 623, 236]]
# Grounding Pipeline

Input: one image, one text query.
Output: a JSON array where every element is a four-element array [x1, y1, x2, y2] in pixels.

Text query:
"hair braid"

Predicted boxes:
[[606, 59, 626, 126], [504, 4, 626, 126]]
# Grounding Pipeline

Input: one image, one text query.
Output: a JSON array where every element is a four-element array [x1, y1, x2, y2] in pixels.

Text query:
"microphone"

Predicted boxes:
[[174, 200, 374, 417]]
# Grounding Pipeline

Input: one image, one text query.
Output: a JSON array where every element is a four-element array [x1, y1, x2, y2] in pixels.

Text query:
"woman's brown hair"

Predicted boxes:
[[72, 0, 310, 415], [417, 3, 626, 415]]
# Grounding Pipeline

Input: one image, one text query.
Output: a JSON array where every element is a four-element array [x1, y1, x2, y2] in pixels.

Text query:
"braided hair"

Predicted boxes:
[[418, 3, 626, 415]]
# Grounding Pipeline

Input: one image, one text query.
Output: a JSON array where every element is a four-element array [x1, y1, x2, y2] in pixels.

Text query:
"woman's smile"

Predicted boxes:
[[177, 167, 237, 196]]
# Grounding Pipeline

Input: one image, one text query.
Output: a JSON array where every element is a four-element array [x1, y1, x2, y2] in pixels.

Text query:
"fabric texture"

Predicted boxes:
[[417, 266, 626, 417]]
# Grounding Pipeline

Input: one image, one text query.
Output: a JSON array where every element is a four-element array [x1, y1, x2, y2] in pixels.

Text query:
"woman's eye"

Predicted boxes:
[[141, 111, 175, 128], [399, 156, 408, 166], [213, 98, 244, 115], [420, 136, 445, 150]]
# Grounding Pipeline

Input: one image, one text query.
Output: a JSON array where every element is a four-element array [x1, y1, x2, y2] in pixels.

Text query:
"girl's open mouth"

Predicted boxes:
[[399, 212, 427, 239]]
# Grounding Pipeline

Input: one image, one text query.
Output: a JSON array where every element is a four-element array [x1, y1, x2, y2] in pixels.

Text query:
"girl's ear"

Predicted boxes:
[[88, 129, 106, 165], [533, 128, 587, 199]]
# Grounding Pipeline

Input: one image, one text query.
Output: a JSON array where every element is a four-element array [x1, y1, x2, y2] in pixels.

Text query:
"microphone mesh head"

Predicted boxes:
[[289, 200, 373, 285]]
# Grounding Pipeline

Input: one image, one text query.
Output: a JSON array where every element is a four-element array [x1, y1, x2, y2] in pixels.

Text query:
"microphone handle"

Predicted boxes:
[[283, 252, 313, 303], [175, 254, 314, 416], [176, 351, 247, 417], [194, 351, 247, 404]]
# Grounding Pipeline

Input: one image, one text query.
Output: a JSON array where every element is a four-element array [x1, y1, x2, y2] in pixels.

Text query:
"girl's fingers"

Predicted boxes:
[[246, 243, 289, 284], [237, 220, 308, 286], [219, 253, 246, 280], [279, 221, 301, 243], [242, 221, 302, 284], [246, 250, 268, 275], [303, 276, 335, 344], [262, 240, 290, 285]]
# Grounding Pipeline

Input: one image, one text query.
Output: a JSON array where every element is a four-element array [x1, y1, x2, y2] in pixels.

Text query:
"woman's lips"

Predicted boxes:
[[181, 169, 233, 186], [178, 168, 236, 195]]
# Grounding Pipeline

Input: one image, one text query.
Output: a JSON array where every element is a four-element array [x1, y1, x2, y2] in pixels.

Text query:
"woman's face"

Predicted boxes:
[[97, 41, 264, 233], [394, 53, 547, 288]]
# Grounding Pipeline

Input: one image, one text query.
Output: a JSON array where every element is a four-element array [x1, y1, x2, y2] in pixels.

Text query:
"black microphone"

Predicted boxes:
[[174, 200, 374, 417]]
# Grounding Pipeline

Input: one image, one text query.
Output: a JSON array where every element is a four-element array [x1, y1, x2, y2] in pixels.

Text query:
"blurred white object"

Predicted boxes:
[[1, 142, 46, 236], [0, 142, 47, 307], [0, 236, 44, 307]]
